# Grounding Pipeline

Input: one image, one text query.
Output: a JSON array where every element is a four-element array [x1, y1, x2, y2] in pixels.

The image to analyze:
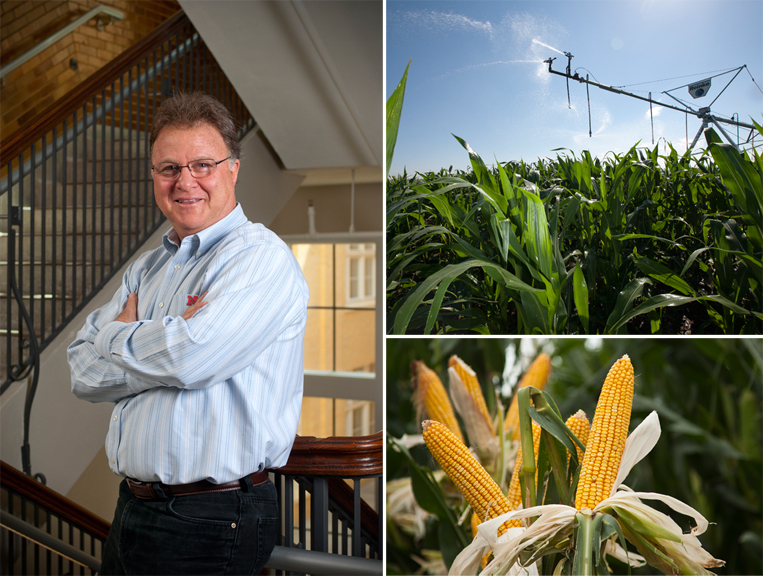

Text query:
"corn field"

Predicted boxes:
[[385, 338, 762, 575], [386, 127, 763, 334]]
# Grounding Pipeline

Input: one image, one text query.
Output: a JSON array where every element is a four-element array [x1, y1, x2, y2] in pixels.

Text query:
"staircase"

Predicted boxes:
[[1, 432, 383, 575], [1, 126, 159, 371], [1, 12, 255, 481]]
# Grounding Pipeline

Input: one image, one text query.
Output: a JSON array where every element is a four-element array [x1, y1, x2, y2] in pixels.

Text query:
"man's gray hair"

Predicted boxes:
[[150, 92, 241, 161]]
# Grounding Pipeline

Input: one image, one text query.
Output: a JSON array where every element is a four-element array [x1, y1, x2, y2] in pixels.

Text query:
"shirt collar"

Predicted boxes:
[[162, 204, 248, 256]]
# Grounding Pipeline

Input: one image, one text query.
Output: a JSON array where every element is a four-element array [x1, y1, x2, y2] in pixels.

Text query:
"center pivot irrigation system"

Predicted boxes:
[[544, 52, 761, 153]]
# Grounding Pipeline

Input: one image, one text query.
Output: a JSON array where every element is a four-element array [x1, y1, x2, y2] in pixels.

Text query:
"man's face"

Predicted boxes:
[[151, 123, 240, 241]]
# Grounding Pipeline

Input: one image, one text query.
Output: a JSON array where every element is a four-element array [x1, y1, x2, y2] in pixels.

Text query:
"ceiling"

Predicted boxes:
[[179, 0, 383, 186]]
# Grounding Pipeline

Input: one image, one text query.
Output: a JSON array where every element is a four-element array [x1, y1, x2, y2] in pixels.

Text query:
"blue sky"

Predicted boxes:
[[386, 0, 763, 176]]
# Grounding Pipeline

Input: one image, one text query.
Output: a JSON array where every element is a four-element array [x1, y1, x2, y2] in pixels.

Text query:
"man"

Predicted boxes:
[[68, 92, 309, 575]]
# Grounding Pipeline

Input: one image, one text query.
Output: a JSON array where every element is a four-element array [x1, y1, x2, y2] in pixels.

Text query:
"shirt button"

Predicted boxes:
[[159, 302, 164, 308], [110, 458, 115, 464], [174, 264, 180, 270], [113, 415, 118, 421]]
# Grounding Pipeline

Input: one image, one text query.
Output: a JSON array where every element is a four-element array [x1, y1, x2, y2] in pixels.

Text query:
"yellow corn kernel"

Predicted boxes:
[[565, 410, 590, 466], [574, 355, 634, 510], [448, 355, 495, 438], [504, 421, 542, 528], [504, 353, 551, 439], [470, 510, 480, 538], [413, 361, 463, 443], [422, 420, 512, 535]]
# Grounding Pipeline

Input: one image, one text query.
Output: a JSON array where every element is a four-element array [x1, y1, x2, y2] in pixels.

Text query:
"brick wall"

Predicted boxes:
[[0, 0, 180, 140]]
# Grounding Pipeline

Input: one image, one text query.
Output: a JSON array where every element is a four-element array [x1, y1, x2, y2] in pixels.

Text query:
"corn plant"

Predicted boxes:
[[385, 338, 762, 575], [387, 127, 763, 334]]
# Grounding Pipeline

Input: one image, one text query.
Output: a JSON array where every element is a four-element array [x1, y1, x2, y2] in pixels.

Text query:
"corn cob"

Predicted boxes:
[[504, 421, 542, 528], [448, 355, 494, 436], [574, 355, 634, 510], [504, 353, 551, 439], [565, 410, 590, 466], [422, 420, 512, 535], [412, 361, 463, 443]]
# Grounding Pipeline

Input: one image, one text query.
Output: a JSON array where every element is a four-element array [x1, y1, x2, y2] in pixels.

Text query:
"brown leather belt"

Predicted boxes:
[[127, 470, 268, 501]]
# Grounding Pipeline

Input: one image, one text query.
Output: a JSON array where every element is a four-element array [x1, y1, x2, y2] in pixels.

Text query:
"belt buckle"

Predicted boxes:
[[127, 478, 159, 500]]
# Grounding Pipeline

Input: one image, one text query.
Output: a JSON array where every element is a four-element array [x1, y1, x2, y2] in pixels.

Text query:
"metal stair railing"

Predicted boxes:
[[0, 10, 256, 483], [0, 432, 382, 576]]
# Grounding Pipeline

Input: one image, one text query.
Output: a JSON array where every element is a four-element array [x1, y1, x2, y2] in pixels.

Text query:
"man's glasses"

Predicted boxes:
[[151, 157, 231, 180]]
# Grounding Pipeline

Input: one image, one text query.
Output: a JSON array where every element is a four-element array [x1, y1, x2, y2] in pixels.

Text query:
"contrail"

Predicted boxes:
[[532, 38, 564, 55]]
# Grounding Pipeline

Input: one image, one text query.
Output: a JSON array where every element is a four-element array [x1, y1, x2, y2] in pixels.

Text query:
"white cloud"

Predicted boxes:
[[391, 9, 495, 40], [645, 105, 665, 118]]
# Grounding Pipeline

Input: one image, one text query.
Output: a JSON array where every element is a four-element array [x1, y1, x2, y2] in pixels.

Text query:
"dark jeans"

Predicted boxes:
[[101, 476, 280, 575]]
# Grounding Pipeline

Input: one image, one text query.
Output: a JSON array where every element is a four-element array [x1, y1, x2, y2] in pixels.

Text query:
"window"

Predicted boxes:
[[347, 244, 375, 303], [286, 237, 381, 444], [290, 243, 376, 374]]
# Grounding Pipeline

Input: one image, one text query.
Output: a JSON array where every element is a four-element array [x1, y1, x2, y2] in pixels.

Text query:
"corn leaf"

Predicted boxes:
[[392, 258, 540, 334], [606, 294, 697, 334], [573, 262, 590, 333], [613, 506, 682, 543], [386, 61, 410, 177], [604, 277, 652, 334], [634, 257, 698, 296]]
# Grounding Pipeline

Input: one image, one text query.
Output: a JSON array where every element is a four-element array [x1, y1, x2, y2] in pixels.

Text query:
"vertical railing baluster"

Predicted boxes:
[[34, 473, 40, 575], [377, 477, 382, 558], [21, 494, 28, 574], [332, 509, 339, 554], [110, 82, 116, 269], [311, 478, 328, 552], [17, 151, 25, 361], [5, 161, 10, 375], [7, 492, 15, 574], [101, 89, 107, 284], [182, 26, 187, 91], [155, 44, 163, 226], [30, 143, 37, 342], [46, 509, 52, 574], [79, 529, 85, 575], [91, 97, 97, 292], [285, 475, 294, 550], [67, 521, 73, 574], [73, 109, 79, 312], [202, 42, 207, 93], [81, 102, 88, 300], [298, 483, 306, 549], [341, 518, 348, 557], [62, 118, 68, 322], [353, 478, 361, 557], [51, 126, 57, 330], [40, 135, 47, 343], [128, 68, 133, 254], [143, 55, 150, 235], [118, 76, 124, 261]]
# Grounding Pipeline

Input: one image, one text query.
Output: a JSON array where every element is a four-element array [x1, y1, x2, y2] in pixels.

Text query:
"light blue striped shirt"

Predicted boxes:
[[68, 205, 309, 484]]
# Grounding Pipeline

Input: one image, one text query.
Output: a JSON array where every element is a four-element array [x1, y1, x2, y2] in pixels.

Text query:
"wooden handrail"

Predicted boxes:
[[273, 431, 383, 477], [1, 433, 382, 545], [0, 461, 110, 540], [0, 10, 187, 163]]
